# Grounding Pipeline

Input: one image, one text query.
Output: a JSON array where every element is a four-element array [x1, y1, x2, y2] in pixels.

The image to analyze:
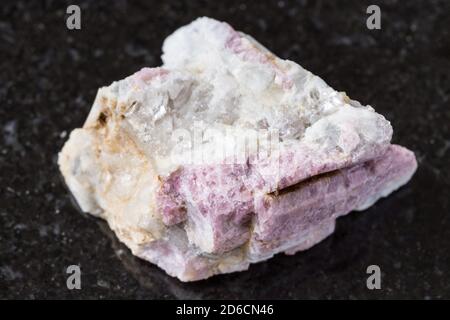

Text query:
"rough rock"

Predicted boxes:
[[58, 17, 417, 281]]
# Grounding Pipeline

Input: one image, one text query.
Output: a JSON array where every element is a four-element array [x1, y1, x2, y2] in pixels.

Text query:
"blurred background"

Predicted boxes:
[[1, 0, 449, 299]]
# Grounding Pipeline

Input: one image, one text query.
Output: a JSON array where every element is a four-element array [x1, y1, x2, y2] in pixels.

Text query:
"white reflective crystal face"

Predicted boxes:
[[82, 17, 392, 175]]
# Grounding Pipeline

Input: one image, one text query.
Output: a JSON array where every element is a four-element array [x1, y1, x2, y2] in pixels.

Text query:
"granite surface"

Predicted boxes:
[[1, 0, 449, 299]]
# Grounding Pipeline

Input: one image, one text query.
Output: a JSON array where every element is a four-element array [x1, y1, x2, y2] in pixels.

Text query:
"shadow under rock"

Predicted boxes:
[[95, 199, 398, 299]]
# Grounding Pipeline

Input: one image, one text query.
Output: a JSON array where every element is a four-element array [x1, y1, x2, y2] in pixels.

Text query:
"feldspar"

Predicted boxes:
[[58, 17, 417, 281]]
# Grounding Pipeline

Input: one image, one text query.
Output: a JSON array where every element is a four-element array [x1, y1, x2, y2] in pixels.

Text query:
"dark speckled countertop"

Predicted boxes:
[[1, 0, 449, 299]]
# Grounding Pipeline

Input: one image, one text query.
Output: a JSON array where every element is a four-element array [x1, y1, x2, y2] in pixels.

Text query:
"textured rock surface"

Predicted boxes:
[[58, 17, 416, 281], [4, 0, 450, 299]]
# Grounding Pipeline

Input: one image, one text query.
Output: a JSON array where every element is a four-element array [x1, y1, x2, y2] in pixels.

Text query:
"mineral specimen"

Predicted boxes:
[[58, 17, 417, 281]]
